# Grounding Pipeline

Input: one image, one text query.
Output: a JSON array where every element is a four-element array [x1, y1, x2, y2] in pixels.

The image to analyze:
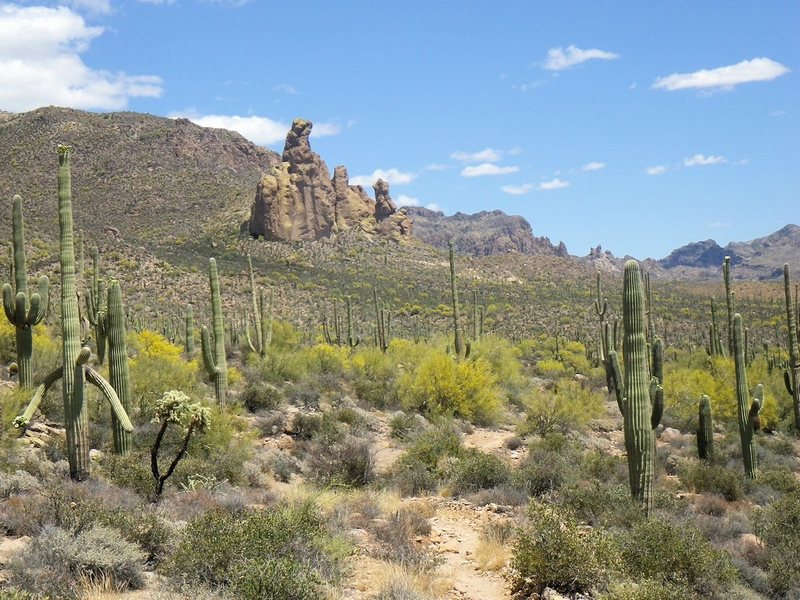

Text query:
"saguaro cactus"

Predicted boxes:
[[107, 280, 132, 454], [15, 147, 132, 480], [344, 295, 360, 348], [2, 194, 49, 388], [185, 303, 195, 356], [723, 256, 734, 356], [697, 395, 714, 462], [245, 255, 273, 357], [782, 264, 800, 431], [200, 258, 228, 404], [607, 260, 663, 515], [448, 242, 469, 358], [733, 313, 764, 478], [85, 247, 108, 363]]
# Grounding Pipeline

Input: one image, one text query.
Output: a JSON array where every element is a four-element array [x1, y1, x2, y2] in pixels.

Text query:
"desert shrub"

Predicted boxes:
[[398, 352, 503, 425], [292, 411, 324, 439], [518, 379, 605, 436], [533, 358, 567, 378], [618, 517, 739, 597], [257, 348, 308, 383], [254, 409, 286, 437], [128, 330, 199, 411], [392, 425, 462, 495], [8, 524, 145, 599], [349, 346, 399, 408], [372, 508, 435, 568], [0, 470, 41, 498], [240, 381, 283, 412], [557, 482, 644, 528], [677, 460, 745, 501], [511, 501, 620, 597], [602, 580, 690, 600], [307, 435, 375, 487], [752, 467, 800, 496], [165, 503, 349, 596], [262, 449, 302, 482], [470, 336, 526, 402], [301, 343, 350, 376], [754, 491, 800, 595], [450, 449, 510, 495], [98, 451, 154, 497], [511, 433, 581, 497], [389, 411, 426, 440]]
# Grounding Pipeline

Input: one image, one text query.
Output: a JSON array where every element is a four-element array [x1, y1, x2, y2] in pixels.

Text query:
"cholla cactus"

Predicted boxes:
[[150, 390, 211, 498]]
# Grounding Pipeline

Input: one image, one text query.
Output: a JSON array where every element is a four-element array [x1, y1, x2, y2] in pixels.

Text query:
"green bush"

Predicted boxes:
[[392, 425, 462, 495], [166, 503, 349, 596], [511, 501, 620, 597], [754, 491, 800, 595], [557, 483, 644, 528], [240, 382, 283, 412], [349, 346, 399, 408], [450, 449, 510, 495], [8, 524, 145, 599], [398, 350, 504, 425], [511, 434, 581, 497], [618, 517, 739, 597], [307, 435, 375, 487], [518, 379, 605, 436], [677, 460, 745, 501]]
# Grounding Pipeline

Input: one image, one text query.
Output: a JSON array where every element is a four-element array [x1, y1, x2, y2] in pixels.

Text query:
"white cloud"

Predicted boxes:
[[501, 184, 533, 195], [67, 0, 112, 14], [512, 79, 547, 92], [461, 163, 519, 177], [653, 58, 789, 91], [539, 178, 569, 190], [646, 165, 667, 175], [708, 221, 731, 229], [684, 154, 726, 167], [136, 0, 176, 3], [167, 113, 341, 145], [395, 194, 439, 211], [0, 5, 162, 112], [771, 109, 787, 117], [351, 168, 416, 187], [425, 163, 448, 171], [451, 148, 502, 163], [581, 161, 606, 171], [311, 122, 341, 137], [169, 112, 288, 145], [543, 45, 619, 71], [508, 146, 523, 156]]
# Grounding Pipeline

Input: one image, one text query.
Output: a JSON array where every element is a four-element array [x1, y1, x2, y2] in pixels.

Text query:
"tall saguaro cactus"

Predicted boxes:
[[607, 260, 664, 515], [185, 303, 195, 356], [2, 194, 49, 388], [448, 241, 469, 358], [723, 256, 734, 356], [733, 313, 763, 478], [201, 258, 228, 404], [107, 280, 132, 454], [782, 264, 800, 431], [15, 147, 132, 480], [697, 395, 714, 462]]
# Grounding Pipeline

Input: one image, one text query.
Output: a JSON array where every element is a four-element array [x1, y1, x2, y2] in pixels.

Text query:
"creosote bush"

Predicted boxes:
[[754, 491, 800, 595], [518, 378, 605, 436]]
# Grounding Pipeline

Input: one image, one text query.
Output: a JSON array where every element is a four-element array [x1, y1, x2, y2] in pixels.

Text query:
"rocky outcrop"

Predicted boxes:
[[248, 119, 412, 242], [405, 207, 566, 257]]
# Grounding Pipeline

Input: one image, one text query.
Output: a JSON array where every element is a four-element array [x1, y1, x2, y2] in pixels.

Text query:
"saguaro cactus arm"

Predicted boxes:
[[14, 366, 64, 427], [85, 367, 134, 432]]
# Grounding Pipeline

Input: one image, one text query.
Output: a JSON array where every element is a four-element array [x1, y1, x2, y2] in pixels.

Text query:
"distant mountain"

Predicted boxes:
[[655, 225, 800, 279], [405, 206, 568, 257]]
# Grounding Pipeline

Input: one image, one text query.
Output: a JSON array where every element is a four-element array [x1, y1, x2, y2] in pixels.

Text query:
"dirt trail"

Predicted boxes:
[[429, 501, 511, 600]]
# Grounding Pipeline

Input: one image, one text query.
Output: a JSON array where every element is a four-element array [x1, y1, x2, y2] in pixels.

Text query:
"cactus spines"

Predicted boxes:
[[2, 194, 50, 388], [733, 313, 763, 478], [607, 260, 663, 515], [200, 258, 228, 404], [782, 264, 800, 431], [16, 147, 132, 480], [697, 395, 714, 461], [107, 280, 132, 454], [85, 246, 108, 363], [185, 303, 195, 356]]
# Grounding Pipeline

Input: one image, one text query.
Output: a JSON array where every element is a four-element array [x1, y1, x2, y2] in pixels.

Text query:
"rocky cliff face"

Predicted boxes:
[[404, 207, 567, 257], [248, 119, 411, 242]]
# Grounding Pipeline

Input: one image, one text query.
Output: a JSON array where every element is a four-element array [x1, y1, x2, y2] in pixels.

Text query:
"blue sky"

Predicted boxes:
[[1, 1, 797, 259]]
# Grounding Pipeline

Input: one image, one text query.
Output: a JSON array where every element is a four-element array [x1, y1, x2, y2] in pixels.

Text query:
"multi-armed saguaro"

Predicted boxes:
[[85, 247, 108, 364], [3, 195, 50, 389], [607, 260, 664, 515], [245, 254, 273, 357], [201, 258, 228, 404], [15, 147, 133, 480]]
